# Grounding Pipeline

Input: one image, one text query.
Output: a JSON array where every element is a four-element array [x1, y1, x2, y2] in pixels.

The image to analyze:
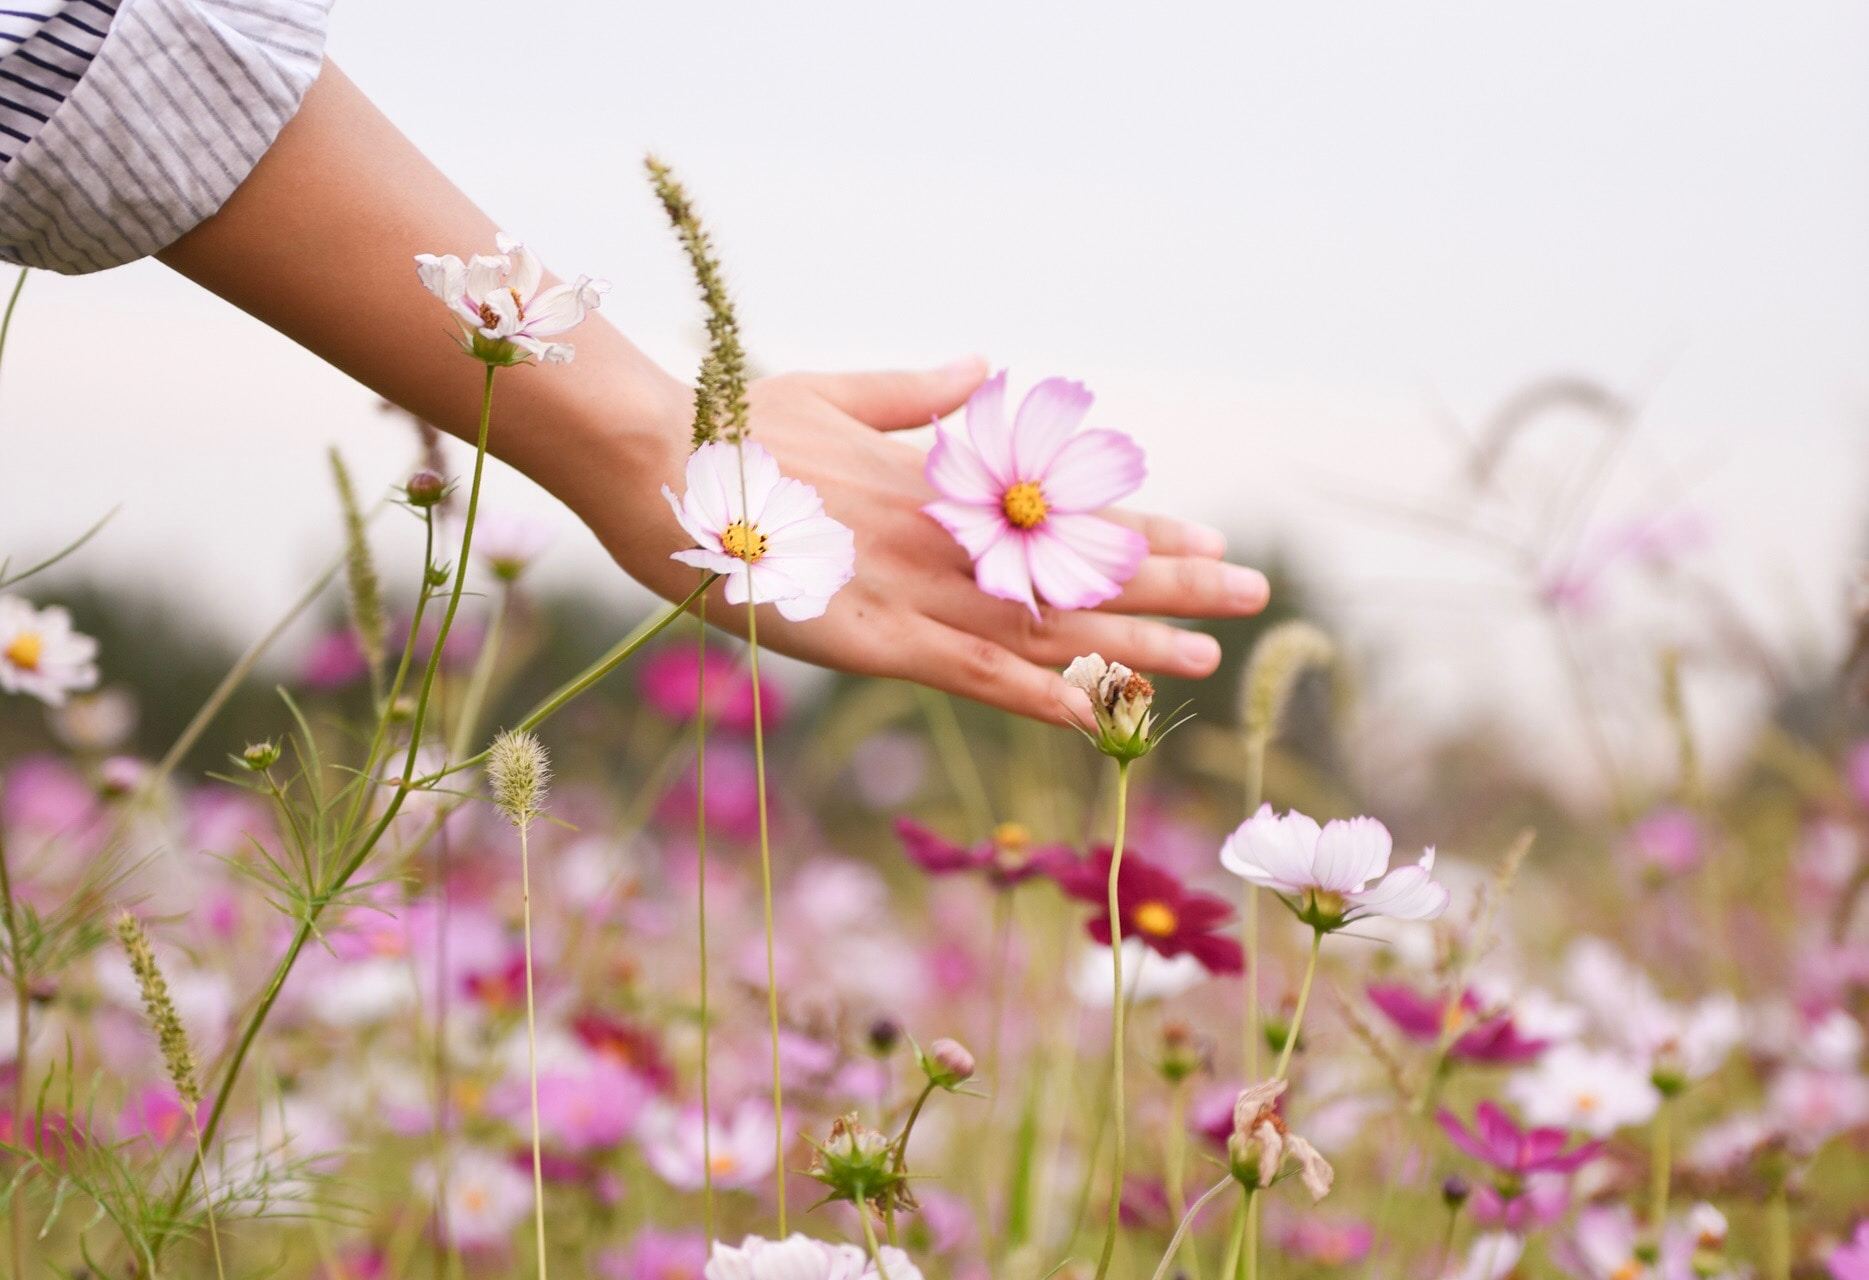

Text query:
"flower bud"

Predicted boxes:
[[866, 1017, 902, 1056], [806, 1113, 906, 1209], [404, 470, 448, 508], [922, 1036, 976, 1089], [240, 740, 281, 772], [1157, 1020, 1209, 1084], [1062, 653, 1160, 761], [97, 755, 148, 798], [1441, 1174, 1471, 1209]]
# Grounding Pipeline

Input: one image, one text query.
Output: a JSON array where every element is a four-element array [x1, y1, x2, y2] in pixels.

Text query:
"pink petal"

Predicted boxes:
[[1041, 429, 1146, 513], [926, 424, 1003, 505], [1042, 514, 1146, 586], [925, 500, 1010, 559], [965, 370, 1015, 487], [972, 529, 1038, 615], [1011, 377, 1093, 480], [1312, 818, 1393, 892], [1025, 526, 1126, 611]]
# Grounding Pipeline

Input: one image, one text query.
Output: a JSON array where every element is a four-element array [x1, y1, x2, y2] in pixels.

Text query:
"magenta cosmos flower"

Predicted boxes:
[[1365, 983, 1549, 1065], [1437, 1101, 1603, 1177], [924, 371, 1147, 615]]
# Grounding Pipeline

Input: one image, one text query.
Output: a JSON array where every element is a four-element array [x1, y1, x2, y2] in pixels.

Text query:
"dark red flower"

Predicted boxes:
[[573, 1012, 674, 1091], [1365, 982, 1548, 1065], [894, 818, 1076, 890], [1053, 847, 1244, 975]]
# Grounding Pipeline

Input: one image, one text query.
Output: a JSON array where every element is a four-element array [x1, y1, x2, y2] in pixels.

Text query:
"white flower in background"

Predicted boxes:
[[1564, 938, 1742, 1087], [1445, 1232, 1522, 1280], [1508, 1044, 1660, 1137], [48, 685, 136, 750], [472, 511, 555, 581], [704, 1232, 923, 1280], [1071, 938, 1207, 1007], [415, 232, 607, 365], [1219, 806, 1449, 931], [664, 441, 856, 621], [0, 596, 98, 706], [417, 1147, 534, 1250]]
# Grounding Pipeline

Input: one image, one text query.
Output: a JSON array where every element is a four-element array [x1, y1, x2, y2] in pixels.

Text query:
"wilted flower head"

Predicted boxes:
[[806, 1112, 906, 1210], [486, 729, 551, 831], [664, 441, 856, 622], [1063, 653, 1157, 759], [1227, 1077, 1333, 1200], [923, 372, 1147, 615], [0, 596, 98, 707], [1220, 807, 1449, 931], [415, 232, 607, 366], [703, 1233, 923, 1280]]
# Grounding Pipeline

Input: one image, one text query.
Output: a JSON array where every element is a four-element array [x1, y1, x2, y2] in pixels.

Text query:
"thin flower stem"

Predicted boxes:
[[1273, 931, 1322, 1081], [1092, 759, 1133, 1280], [518, 819, 548, 1280], [1219, 1197, 1250, 1280], [156, 363, 500, 1262], [694, 601, 717, 1250], [1165, 1081, 1202, 1280], [1242, 729, 1267, 1078], [1149, 1177, 1234, 1280], [890, 1081, 939, 1173], [859, 1204, 895, 1280], [1767, 1183, 1791, 1280], [0, 828, 28, 1280], [346, 510, 438, 841], [916, 684, 995, 836], [1648, 1095, 1672, 1233], [744, 585, 786, 1234], [446, 581, 511, 762], [0, 266, 25, 420], [190, 1116, 228, 1280]]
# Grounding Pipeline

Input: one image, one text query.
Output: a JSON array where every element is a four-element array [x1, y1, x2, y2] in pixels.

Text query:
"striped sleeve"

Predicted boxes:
[[0, 0, 331, 274]]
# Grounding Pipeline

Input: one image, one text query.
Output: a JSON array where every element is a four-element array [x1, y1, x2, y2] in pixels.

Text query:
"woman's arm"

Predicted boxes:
[[159, 61, 1270, 721]]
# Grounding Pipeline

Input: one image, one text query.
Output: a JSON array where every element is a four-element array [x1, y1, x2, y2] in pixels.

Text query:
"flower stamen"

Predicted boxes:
[[3, 631, 42, 671], [1001, 481, 1049, 530], [1133, 901, 1178, 937], [720, 520, 768, 563]]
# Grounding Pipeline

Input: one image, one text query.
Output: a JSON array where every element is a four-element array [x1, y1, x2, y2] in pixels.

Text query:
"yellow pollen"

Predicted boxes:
[[3, 631, 42, 672], [1001, 481, 1049, 529], [1610, 1263, 1641, 1280], [708, 1152, 738, 1176], [1133, 901, 1178, 937], [1574, 1092, 1599, 1112], [720, 520, 768, 563], [462, 1187, 488, 1214], [993, 821, 1031, 852], [1441, 1003, 1470, 1034]]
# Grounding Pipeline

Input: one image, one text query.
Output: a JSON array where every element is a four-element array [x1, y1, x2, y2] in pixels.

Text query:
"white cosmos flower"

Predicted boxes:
[[415, 232, 606, 365], [0, 596, 98, 707], [1507, 1044, 1660, 1137], [663, 441, 856, 622], [704, 1233, 923, 1280], [1219, 806, 1449, 930], [1564, 938, 1742, 1084], [1070, 939, 1206, 1007]]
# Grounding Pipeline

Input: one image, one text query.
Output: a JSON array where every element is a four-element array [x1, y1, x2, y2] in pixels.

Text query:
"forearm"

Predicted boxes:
[[157, 60, 688, 513]]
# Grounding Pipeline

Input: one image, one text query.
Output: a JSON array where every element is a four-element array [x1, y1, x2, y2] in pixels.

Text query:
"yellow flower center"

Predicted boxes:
[[720, 520, 768, 562], [1133, 901, 1178, 937], [1441, 1002, 1470, 1034], [462, 1187, 488, 1214], [708, 1152, 738, 1176], [4, 632, 43, 672], [993, 821, 1031, 852], [1575, 1092, 1599, 1113], [1001, 481, 1049, 530], [1610, 1263, 1642, 1280]]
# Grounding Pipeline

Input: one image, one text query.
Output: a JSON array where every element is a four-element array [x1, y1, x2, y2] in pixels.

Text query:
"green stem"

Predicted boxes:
[[858, 1204, 894, 1280], [1165, 1081, 1202, 1280], [345, 510, 438, 842], [1219, 1197, 1250, 1280], [519, 820, 548, 1280], [891, 1081, 939, 1173], [1242, 730, 1267, 1080], [0, 266, 26, 422], [1149, 1177, 1233, 1280], [446, 581, 511, 763], [1767, 1182, 1791, 1280], [916, 685, 995, 836], [189, 1115, 227, 1280], [0, 828, 28, 1280], [1092, 759, 1133, 1280], [1648, 1096, 1672, 1234], [1273, 931, 1322, 1081], [155, 363, 500, 1263], [694, 601, 717, 1251]]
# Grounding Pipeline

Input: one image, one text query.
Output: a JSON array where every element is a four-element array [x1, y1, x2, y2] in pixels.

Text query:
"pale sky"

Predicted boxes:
[[3, 1, 1866, 791]]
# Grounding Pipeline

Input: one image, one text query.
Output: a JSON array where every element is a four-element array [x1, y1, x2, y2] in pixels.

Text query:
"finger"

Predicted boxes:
[[1100, 556, 1271, 618], [907, 617, 1095, 725], [802, 357, 989, 431], [1102, 509, 1229, 559], [925, 587, 1224, 678]]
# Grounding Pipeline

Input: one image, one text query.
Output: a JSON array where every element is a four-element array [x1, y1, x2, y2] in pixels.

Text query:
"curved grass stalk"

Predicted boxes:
[[1148, 1176, 1234, 1280], [694, 601, 718, 1248]]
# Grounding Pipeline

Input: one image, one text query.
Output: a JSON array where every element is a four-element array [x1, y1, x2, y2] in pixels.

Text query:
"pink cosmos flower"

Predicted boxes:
[[1831, 1221, 1869, 1280], [640, 1099, 777, 1192], [702, 1233, 923, 1280], [1365, 983, 1549, 1065], [1437, 1102, 1603, 1177], [894, 817, 1076, 890], [415, 232, 607, 365], [1625, 807, 1705, 877], [419, 1147, 533, 1250], [638, 639, 783, 734], [598, 1228, 709, 1279], [491, 1057, 648, 1155], [923, 371, 1147, 615], [1276, 1213, 1374, 1266], [1220, 807, 1449, 929], [664, 442, 857, 622]]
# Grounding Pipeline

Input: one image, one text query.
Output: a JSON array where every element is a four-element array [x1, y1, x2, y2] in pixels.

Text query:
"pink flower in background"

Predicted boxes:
[[894, 818, 1075, 890], [923, 371, 1147, 615], [1625, 807, 1705, 876], [1276, 1213, 1373, 1266], [415, 232, 607, 365], [1831, 1221, 1869, 1280], [1437, 1102, 1604, 1177], [419, 1147, 533, 1249], [638, 639, 782, 733], [640, 1099, 777, 1192], [117, 1086, 192, 1145], [492, 1058, 648, 1154], [1365, 983, 1549, 1065], [597, 1228, 709, 1279], [472, 510, 555, 581], [1848, 742, 1869, 810], [1507, 1045, 1659, 1137], [703, 1233, 923, 1280], [664, 442, 856, 621]]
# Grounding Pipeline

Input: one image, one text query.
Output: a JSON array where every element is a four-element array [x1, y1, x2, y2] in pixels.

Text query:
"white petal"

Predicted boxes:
[[972, 529, 1037, 615], [926, 420, 1003, 505], [414, 253, 465, 303], [964, 370, 1015, 487], [1312, 817, 1393, 892], [1011, 376, 1093, 479], [463, 253, 508, 307], [1219, 808, 1323, 891]]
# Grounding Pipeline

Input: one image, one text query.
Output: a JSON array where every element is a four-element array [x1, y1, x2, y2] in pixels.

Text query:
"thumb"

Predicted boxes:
[[804, 357, 989, 430]]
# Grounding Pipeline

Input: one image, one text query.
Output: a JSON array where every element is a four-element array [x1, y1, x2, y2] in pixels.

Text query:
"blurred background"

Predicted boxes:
[[3, 0, 1866, 796]]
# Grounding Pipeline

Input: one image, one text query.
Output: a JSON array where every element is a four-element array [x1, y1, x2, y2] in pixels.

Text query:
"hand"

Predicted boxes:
[[589, 358, 1271, 722]]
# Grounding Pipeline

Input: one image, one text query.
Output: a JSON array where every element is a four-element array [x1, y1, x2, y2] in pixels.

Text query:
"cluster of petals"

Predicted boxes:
[[703, 1233, 923, 1280], [1220, 806, 1449, 927], [664, 442, 857, 622], [0, 596, 98, 707], [1051, 846, 1243, 974], [415, 232, 606, 364], [923, 372, 1147, 615]]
